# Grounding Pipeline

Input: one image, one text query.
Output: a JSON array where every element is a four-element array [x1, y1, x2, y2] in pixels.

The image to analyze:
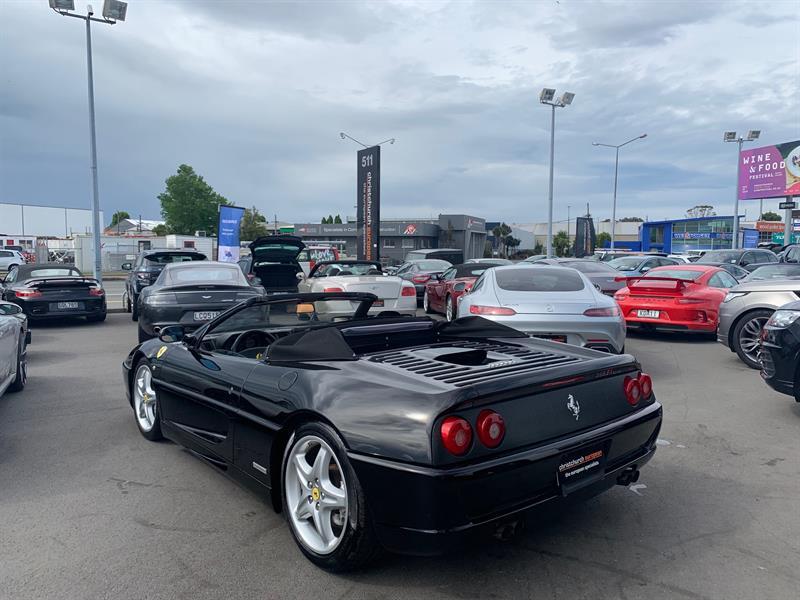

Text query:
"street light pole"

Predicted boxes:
[[724, 130, 760, 249], [539, 88, 575, 258], [592, 134, 647, 250], [50, 1, 128, 287], [567, 204, 571, 255]]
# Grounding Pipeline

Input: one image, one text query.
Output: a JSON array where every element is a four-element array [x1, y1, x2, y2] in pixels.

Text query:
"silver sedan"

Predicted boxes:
[[457, 265, 626, 353]]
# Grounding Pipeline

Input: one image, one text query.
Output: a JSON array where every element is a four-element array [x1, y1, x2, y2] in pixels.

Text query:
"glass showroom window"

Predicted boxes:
[[402, 238, 414, 249]]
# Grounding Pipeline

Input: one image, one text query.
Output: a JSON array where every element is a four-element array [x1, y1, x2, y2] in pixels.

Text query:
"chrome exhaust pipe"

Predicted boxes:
[[616, 466, 640, 486]]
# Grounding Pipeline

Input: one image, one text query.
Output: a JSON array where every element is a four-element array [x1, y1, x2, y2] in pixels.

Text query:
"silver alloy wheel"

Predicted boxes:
[[446, 296, 454, 321], [738, 315, 768, 363], [133, 364, 157, 432], [285, 434, 348, 555]]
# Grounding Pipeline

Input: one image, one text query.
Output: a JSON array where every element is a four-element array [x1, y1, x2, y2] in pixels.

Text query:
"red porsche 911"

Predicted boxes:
[[614, 265, 740, 334], [423, 261, 506, 321]]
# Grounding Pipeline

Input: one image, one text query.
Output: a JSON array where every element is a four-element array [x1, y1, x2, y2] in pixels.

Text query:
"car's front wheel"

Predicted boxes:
[[445, 294, 455, 321], [282, 422, 379, 571], [131, 358, 162, 441], [732, 309, 772, 369]]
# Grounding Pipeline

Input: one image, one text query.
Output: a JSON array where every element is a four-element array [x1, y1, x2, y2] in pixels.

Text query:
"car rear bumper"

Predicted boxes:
[[349, 401, 662, 555], [12, 298, 106, 319], [625, 318, 717, 333]]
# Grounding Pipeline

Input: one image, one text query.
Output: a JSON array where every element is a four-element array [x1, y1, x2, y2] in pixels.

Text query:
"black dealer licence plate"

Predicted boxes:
[[557, 442, 609, 496]]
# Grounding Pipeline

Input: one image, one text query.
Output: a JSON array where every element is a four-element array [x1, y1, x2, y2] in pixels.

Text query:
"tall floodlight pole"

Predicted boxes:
[[724, 130, 760, 249], [49, 0, 128, 286], [539, 89, 575, 258], [592, 134, 647, 250]]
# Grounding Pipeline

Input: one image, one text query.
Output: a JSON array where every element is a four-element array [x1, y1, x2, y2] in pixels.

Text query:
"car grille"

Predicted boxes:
[[367, 340, 585, 387]]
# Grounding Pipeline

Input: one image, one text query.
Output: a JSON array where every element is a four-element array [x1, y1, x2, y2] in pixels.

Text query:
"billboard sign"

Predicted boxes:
[[217, 205, 245, 262], [573, 216, 596, 257], [738, 140, 800, 200], [357, 146, 380, 260], [755, 220, 785, 233]]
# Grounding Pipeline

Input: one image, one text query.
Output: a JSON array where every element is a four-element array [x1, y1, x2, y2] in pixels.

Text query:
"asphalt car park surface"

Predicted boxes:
[[1, 315, 798, 600]]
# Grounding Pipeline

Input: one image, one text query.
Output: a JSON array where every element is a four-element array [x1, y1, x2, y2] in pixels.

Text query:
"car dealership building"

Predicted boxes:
[[293, 214, 486, 265], [640, 216, 759, 253]]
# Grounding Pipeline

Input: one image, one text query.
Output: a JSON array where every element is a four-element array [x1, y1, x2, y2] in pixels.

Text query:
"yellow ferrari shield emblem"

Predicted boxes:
[[156, 346, 168, 359], [311, 487, 321, 502]]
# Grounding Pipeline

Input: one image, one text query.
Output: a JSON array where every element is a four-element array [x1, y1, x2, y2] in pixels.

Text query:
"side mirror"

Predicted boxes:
[[158, 325, 185, 343], [121, 262, 133, 271], [640, 266, 650, 273], [296, 272, 305, 280]]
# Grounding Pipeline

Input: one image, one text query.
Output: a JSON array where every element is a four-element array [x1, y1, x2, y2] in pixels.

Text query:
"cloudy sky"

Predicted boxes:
[[1, 0, 798, 227]]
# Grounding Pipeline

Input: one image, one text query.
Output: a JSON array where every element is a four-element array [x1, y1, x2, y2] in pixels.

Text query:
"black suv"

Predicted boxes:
[[122, 249, 207, 320], [238, 235, 305, 293]]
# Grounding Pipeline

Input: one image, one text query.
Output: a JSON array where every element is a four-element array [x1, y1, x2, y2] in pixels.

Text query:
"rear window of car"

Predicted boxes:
[[561, 261, 616, 274], [165, 265, 245, 284], [745, 265, 800, 280], [608, 257, 645, 270], [697, 251, 741, 264], [145, 253, 204, 264], [495, 268, 585, 292], [643, 269, 704, 281], [27, 268, 82, 278], [416, 260, 451, 270], [453, 265, 492, 277]]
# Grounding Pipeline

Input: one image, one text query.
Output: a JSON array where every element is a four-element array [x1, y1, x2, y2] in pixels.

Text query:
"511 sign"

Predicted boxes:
[[357, 146, 381, 261]]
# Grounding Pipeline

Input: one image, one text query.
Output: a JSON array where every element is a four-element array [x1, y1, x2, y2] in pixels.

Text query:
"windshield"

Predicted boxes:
[[495, 268, 585, 292], [697, 251, 741, 264], [643, 269, 704, 281], [163, 264, 248, 285], [608, 257, 645, 271], [745, 265, 800, 281], [314, 263, 381, 276], [561, 261, 617, 274]]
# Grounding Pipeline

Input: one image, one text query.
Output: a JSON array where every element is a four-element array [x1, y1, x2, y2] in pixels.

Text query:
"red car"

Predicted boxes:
[[614, 265, 739, 333], [423, 262, 506, 321]]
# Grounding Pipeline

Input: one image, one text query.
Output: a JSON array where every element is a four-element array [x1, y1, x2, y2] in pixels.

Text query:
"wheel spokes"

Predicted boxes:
[[293, 451, 314, 486], [312, 446, 330, 482]]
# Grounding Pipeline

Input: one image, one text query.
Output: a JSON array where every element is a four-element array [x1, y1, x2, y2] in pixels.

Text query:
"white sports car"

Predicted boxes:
[[0, 300, 28, 398], [297, 260, 418, 319]]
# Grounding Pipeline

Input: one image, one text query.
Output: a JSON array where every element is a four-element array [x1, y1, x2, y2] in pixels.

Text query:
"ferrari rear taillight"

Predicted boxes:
[[323, 287, 344, 293], [676, 297, 704, 304], [89, 287, 104, 297], [440, 416, 472, 456], [639, 373, 653, 398], [583, 306, 620, 317], [624, 372, 653, 406], [401, 286, 416, 296], [412, 274, 431, 284], [469, 305, 516, 316], [476, 410, 505, 448], [15, 290, 42, 299]]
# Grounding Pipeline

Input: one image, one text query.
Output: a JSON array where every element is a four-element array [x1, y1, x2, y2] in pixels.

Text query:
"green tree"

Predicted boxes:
[[159, 164, 230, 235], [152, 224, 168, 236], [334, 214, 343, 224], [553, 230, 571, 257], [597, 232, 612, 247], [110, 210, 130, 227], [619, 216, 644, 222], [505, 236, 521, 257], [533, 243, 544, 255], [686, 205, 715, 218], [240, 206, 269, 241], [492, 222, 512, 257], [761, 211, 781, 222]]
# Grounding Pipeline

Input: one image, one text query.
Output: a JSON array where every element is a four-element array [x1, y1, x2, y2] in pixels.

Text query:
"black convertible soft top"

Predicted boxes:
[[267, 316, 527, 363]]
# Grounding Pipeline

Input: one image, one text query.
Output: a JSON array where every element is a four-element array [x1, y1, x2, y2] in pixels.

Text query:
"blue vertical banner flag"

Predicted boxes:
[[217, 205, 246, 262]]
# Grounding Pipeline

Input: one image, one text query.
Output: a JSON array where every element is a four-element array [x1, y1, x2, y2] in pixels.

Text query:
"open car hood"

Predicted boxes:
[[248, 235, 305, 263]]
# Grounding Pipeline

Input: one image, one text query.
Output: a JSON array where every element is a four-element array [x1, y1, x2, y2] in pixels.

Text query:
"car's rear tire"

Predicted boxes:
[[732, 309, 772, 369], [445, 294, 455, 321], [131, 294, 139, 321], [8, 333, 27, 393], [423, 290, 434, 314], [281, 422, 380, 572], [137, 324, 153, 343], [131, 358, 163, 441]]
